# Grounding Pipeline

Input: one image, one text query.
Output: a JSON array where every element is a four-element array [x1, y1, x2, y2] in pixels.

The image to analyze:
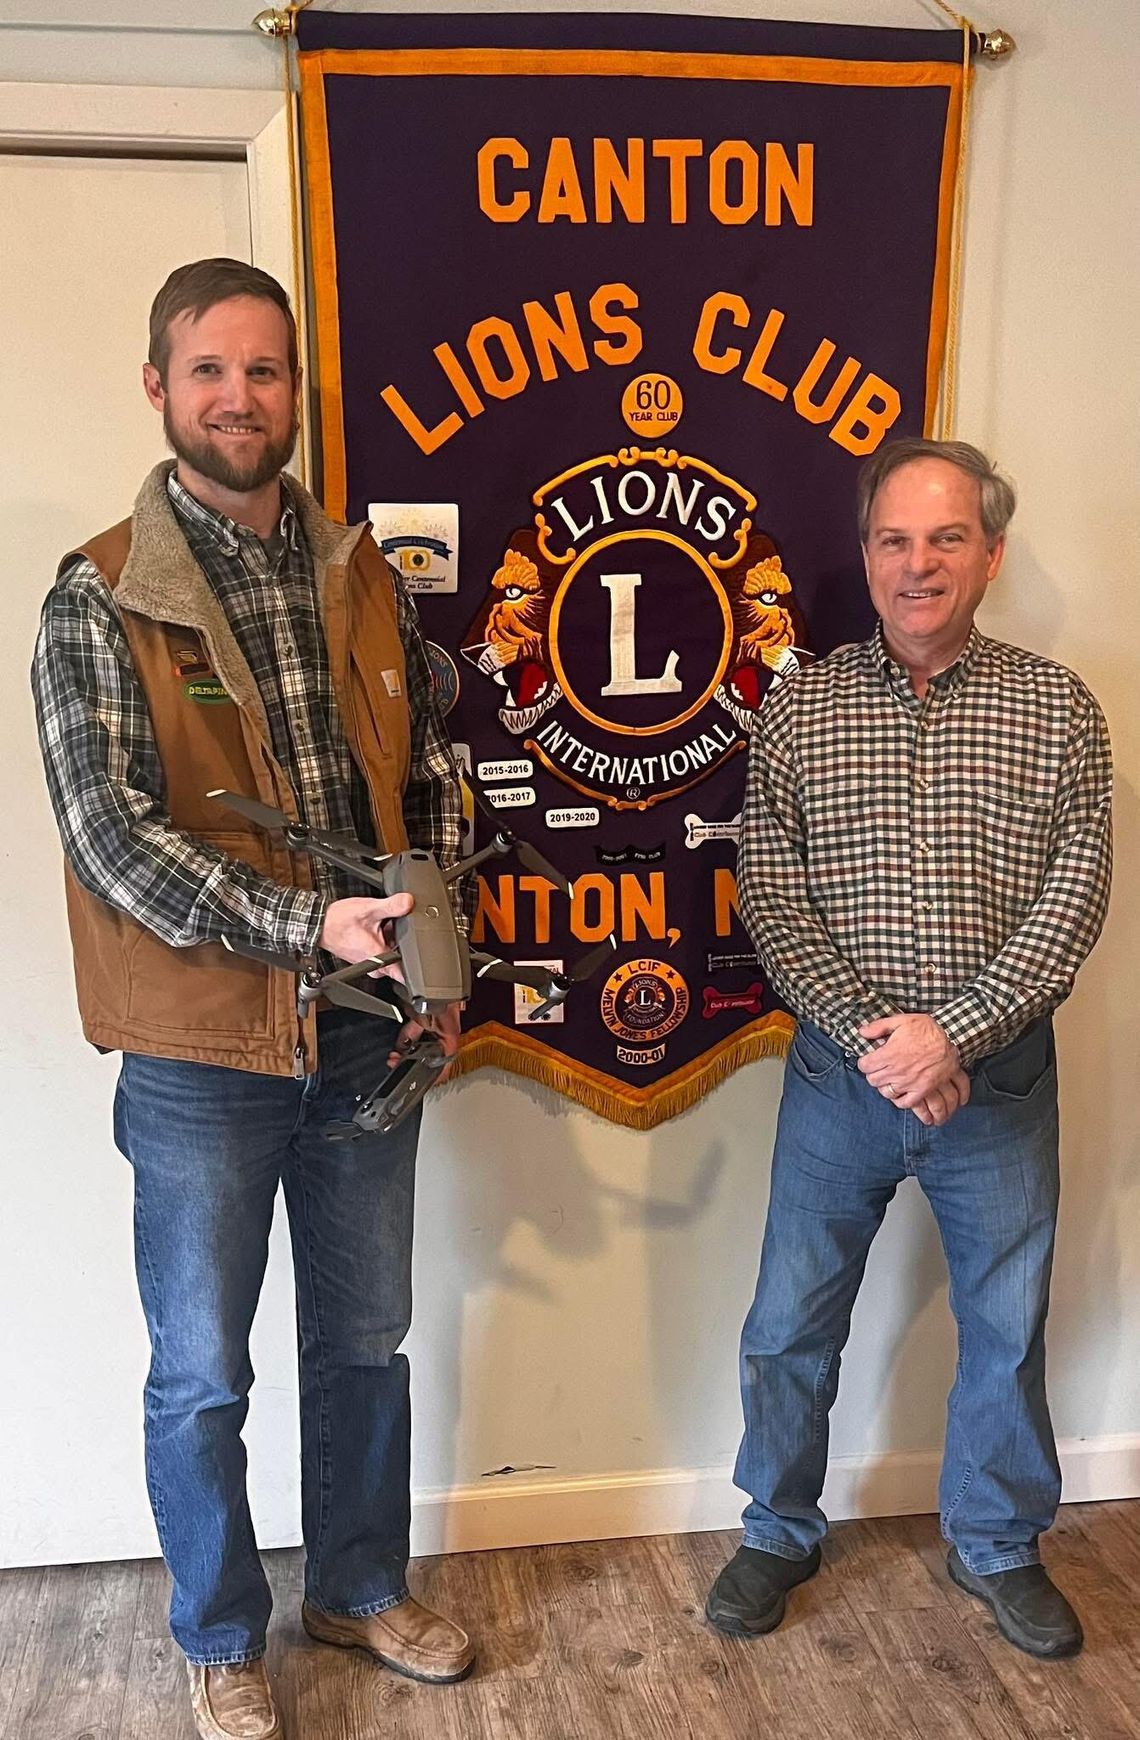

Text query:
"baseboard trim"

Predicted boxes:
[[7, 1434, 1137, 1568], [408, 1433, 1140, 1557]]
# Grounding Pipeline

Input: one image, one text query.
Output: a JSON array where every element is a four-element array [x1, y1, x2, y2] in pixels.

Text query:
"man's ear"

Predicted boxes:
[[142, 362, 165, 413], [985, 533, 1007, 584]]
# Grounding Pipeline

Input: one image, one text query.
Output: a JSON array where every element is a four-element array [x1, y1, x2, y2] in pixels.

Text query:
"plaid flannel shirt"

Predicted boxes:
[[737, 624, 1113, 1066], [32, 472, 465, 966]]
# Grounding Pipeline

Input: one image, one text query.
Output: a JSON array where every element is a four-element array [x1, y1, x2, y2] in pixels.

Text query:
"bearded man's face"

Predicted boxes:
[[147, 295, 298, 497]]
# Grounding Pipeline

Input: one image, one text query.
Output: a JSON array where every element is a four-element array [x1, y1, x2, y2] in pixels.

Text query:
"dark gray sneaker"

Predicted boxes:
[[947, 1547, 1084, 1658], [705, 1543, 822, 1636]]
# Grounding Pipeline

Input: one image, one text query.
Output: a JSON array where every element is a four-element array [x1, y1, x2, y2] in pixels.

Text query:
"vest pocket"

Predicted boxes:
[[123, 829, 276, 1039], [124, 931, 273, 1038]]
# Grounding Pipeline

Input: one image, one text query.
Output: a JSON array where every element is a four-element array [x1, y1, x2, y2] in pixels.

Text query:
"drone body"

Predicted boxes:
[[380, 849, 471, 1011], [207, 786, 615, 1135]]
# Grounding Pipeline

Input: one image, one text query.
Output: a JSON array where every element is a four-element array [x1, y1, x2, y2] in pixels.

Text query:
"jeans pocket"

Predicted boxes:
[[789, 1022, 842, 1084], [977, 1021, 1054, 1102]]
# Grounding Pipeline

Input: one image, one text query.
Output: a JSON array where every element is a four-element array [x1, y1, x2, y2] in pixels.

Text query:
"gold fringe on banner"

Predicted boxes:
[[449, 1015, 795, 1130]]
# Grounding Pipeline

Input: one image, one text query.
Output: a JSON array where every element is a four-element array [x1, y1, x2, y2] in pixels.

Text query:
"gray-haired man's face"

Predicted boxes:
[[862, 457, 1004, 664]]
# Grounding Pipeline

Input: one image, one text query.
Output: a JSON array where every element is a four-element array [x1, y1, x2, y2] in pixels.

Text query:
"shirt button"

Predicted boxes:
[[921, 963, 937, 975], [916, 775, 930, 790], [917, 839, 930, 854], [920, 719, 933, 733], [922, 901, 934, 912]]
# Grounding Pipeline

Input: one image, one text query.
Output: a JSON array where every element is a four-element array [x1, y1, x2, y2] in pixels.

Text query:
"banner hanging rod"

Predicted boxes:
[[252, 8, 1015, 59]]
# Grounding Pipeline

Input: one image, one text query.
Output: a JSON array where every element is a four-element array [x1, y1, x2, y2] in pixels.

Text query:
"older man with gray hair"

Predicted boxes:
[[705, 438, 1112, 1659]]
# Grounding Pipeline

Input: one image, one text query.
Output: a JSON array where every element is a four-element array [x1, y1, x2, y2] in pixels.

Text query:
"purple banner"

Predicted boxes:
[[298, 13, 964, 1125]]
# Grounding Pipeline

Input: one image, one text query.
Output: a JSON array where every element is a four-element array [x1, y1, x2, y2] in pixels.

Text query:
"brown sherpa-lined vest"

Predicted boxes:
[[61, 462, 411, 1076]]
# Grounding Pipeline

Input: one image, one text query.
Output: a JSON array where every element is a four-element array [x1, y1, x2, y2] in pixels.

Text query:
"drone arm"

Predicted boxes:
[[302, 838, 393, 892], [220, 934, 305, 971], [468, 950, 558, 993], [443, 839, 509, 881], [320, 947, 400, 988]]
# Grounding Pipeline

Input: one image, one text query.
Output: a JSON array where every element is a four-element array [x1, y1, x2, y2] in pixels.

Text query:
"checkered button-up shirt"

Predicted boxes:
[[32, 472, 464, 963], [737, 623, 1113, 1066]]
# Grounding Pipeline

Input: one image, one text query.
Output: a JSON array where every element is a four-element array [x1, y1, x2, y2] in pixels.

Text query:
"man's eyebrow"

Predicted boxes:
[[185, 353, 285, 365], [874, 521, 970, 535]]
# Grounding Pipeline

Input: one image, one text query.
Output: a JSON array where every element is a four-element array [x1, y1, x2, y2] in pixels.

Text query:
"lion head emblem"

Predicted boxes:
[[462, 523, 812, 742], [460, 528, 563, 735], [714, 533, 812, 734]]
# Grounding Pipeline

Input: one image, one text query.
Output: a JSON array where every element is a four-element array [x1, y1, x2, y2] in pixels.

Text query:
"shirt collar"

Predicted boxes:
[[166, 467, 299, 556], [869, 620, 985, 696]]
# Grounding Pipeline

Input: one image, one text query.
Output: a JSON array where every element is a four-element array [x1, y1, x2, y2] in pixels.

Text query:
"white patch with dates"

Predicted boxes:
[[484, 785, 536, 808], [545, 807, 600, 829], [478, 758, 533, 782]]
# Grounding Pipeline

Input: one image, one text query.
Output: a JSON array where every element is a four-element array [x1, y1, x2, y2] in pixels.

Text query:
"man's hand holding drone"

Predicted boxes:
[[319, 891, 413, 971], [316, 892, 462, 1081]]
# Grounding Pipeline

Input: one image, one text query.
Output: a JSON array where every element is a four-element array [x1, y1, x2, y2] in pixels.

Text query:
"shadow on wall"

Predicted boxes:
[[1047, 762, 1138, 1441], [412, 1059, 780, 1495], [986, 531, 1139, 1442]]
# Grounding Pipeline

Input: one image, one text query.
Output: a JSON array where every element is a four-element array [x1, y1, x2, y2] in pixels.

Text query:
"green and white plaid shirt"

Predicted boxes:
[[737, 624, 1113, 1066], [33, 470, 464, 964]]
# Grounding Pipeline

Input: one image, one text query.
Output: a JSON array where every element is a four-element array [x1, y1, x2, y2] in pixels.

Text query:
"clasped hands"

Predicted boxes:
[[856, 1013, 968, 1128]]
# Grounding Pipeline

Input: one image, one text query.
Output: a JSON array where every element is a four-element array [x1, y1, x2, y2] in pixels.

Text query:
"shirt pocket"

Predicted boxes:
[[802, 773, 885, 902], [969, 782, 1053, 908]]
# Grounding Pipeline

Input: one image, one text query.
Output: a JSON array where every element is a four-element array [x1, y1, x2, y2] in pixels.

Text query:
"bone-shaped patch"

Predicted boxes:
[[684, 811, 742, 849], [702, 982, 764, 1018]]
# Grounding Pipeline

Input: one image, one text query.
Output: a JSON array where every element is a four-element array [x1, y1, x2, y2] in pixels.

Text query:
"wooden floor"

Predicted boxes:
[[1, 1502, 1137, 1739]]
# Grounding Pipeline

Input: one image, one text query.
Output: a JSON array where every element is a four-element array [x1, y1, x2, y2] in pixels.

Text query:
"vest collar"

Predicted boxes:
[[114, 462, 369, 732]]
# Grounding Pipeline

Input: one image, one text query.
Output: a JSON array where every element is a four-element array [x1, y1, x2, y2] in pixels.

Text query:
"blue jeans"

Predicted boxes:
[[113, 1006, 419, 1665], [735, 1018, 1061, 1577]]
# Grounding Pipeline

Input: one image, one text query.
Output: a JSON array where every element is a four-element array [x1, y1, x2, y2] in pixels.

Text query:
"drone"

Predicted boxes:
[[207, 786, 616, 1137]]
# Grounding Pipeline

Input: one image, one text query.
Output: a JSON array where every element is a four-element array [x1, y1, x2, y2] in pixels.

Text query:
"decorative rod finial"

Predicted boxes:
[[980, 28, 1016, 59], [253, 9, 292, 38]]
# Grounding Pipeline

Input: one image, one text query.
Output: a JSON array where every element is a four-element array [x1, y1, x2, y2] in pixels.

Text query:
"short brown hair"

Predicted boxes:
[[856, 437, 1016, 547], [148, 258, 298, 380]]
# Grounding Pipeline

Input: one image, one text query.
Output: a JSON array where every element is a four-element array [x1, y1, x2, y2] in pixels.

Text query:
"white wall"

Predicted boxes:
[[1, 0, 1137, 1568]]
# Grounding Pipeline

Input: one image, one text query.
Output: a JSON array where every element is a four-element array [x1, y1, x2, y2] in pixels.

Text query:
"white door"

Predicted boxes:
[[0, 153, 259, 1566]]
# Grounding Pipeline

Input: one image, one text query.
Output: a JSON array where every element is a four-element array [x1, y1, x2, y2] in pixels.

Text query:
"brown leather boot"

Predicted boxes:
[[186, 1660, 283, 1739], [301, 1596, 475, 1684]]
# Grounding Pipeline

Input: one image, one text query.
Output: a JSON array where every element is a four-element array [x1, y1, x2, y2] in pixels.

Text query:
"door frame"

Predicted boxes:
[[0, 81, 308, 482]]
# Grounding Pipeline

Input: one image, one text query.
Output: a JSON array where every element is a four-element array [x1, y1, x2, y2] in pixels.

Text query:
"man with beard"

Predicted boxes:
[[32, 260, 473, 1740]]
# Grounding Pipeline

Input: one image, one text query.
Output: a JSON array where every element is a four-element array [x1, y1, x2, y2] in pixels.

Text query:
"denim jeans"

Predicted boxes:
[[113, 1005, 419, 1665], [735, 1017, 1061, 1577]]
